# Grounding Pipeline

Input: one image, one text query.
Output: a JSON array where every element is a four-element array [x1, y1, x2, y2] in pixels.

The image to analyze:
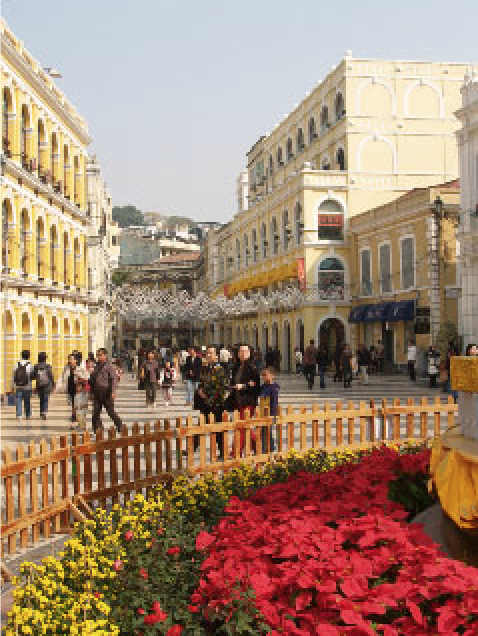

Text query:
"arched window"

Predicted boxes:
[[21, 105, 29, 168], [243, 233, 249, 266], [236, 238, 241, 270], [318, 199, 344, 241], [261, 222, 267, 258], [271, 217, 279, 255], [51, 132, 58, 184], [297, 128, 304, 153], [335, 92, 345, 121], [269, 154, 273, 176], [50, 225, 57, 281], [294, 203, 303, 245], [320, 106, 329, 132], [2, 200, 9, 271], [2, 89, 10, 155], [282, 209, 290, 250], [252, 228, 258, 263], [308, 117, 316, 143], [74, 155, 80, 205], [286, 138, 294, 161], [277, 146, 283, 167], [74, 237, 80, 287], [20, 209, 29, 276], [318, 257, 345, 300], [63, 231, 69, 286], [36, 218, 44, 278], [37, 120, 45, 177], [337, 147, 345, 171], [63, 145, 69, 198]]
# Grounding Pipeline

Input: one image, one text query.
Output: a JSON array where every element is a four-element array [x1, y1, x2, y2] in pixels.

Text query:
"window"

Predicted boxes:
[[261, 222, 267, 258], [63, 145, 69, 197], [308, 116, 316, 143], [286, 138, 294, 161], [20, 209, 29, 276], [401, 236, 415, 289], [63, 232, 69, 285], [51, 133, 58, 182], [320, 105, 329, 132], [297, 128, 304, 153], [294, 203, 303, 245], [37, 120, 45, 175], [379, 243, 391, 293], [219, 257, 224, 280], [50, 226, 56, 281], [361, 248, 372, 296], [2, 200, 9, 271], [269, 154, 273, 176], [236, 238, 241, 270], [252, 228, 258, 262], [271, 218, 279, 254], [112, 236, 117, 246], [335, 92, 345, 121], [337, 147, 345, 171], [318, 199, 344, 241], [282, 210, 290, 250], [244, 234, 249, 266], [318, 257, 345, 300], [322, 157, 331, 170], [2, 90, 9, 153], [277, 147, 283, 166], [36, 219, 43, 278], [21, 105, 28, 165]]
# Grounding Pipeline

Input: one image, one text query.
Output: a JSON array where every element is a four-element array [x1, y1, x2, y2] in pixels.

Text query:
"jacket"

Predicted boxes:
[[259, 382, 280, 416], [184, 355, 202, 382], [90, 360, 118, 394], [229, 361, 260, 410], [142, 360, 159, 385], [33, 363, 54, 393], [12, 360, 34, 391], [303, 345, 317, 367], [316, 349, 328, 368]]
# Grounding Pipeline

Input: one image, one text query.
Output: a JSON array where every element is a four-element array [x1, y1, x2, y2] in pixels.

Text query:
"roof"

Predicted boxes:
[[158, 252, 201, 264]]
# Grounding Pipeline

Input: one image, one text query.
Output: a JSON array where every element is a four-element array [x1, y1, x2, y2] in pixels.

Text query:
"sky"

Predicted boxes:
[[2, 0, 477, 222]]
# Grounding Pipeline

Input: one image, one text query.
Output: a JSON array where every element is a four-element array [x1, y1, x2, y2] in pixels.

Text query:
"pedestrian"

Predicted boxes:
[[160, 359, 175, 406], [333, 345, 343, 382], [377, 340, 385, 373], [33, 352, 54, 420], [141, 350, 159, 409], [407, 339, 417, 382], [316, 345, 328, 389], [184, 347, 202, 405], [89, 348, 123, 433], [465, 343, 478, 356], [265, 346, 275, 369], [196, 346, 229, 457], [179, 348, 189, 381], [73, 367, 90, 431], [341, 344, 353, 388], [303, 339, 318, 390], [294, 347, 303, 375], [12, 349, 34, 422], [61, 353, 78, 422], [229, 344, 260, 456], [86, 352, 96, 373], [358, 345, 370, 385], [259, 366, 278, 453], [427, 345, 440, 388]]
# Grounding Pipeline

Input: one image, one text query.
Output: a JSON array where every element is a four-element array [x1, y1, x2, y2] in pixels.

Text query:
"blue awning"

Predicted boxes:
[[348, 305, 370, 323], [363, 302, 393, 323], [386, 300, 415, 322]]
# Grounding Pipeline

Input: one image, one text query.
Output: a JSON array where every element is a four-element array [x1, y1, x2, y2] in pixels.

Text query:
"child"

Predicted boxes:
[[259, 367, 279, 453], [161, 360, 175, 406]]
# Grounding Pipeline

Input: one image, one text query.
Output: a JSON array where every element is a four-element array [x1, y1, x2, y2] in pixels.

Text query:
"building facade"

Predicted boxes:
[[205, 55, 474, 370], [1, 20, 91, 393], [119, 226, 200, 266], [456, 74, 478, 348], [348, 181, 460, 370], [85, 155, 120, 355]]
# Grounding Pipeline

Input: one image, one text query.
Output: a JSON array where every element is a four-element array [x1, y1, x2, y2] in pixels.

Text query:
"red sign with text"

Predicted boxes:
[[297, 258, 305, 291]]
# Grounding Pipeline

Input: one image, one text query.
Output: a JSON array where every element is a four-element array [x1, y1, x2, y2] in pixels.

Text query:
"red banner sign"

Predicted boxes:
[[223, 284, 229, 297], [318, 213, 343, 227], [297, 258, 305, 291]]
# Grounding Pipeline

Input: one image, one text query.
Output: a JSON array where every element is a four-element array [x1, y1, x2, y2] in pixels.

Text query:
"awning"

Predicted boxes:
[[386, 300, 415, 322], [363, 302, 393, 323], [348, 305, 370, 323]]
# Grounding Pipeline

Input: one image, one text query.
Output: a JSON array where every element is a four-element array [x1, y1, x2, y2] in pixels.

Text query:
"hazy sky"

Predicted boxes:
[[3, 0, 477, 221]]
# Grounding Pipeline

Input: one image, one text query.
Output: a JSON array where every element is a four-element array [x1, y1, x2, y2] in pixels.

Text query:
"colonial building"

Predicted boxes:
[[456, 73, 478, 349], [85, 155, 120, 354], [1, 20, 91, 392], [348, 181, 460, 370], [205, 55, 475, 370]]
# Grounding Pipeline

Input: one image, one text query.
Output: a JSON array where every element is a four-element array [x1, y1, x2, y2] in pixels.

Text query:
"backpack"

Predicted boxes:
[[14, 363, 29, 387], [36, 366, 50, 388]]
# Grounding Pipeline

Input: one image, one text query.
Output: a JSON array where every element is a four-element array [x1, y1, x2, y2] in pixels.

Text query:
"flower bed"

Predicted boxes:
[[4, 445, 477, 635]]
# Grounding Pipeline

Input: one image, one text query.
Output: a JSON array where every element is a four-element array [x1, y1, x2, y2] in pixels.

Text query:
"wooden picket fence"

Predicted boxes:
[[1, 396, 457, 569]]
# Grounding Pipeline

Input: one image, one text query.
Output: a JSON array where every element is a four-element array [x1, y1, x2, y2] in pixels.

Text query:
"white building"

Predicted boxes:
[[86, 156, 120, 354], [456, 74, 478, 348]]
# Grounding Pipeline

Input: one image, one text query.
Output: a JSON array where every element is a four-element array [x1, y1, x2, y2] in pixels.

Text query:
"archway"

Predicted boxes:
[[243, 326, 249, 347], [2, 310, 15, 394], [21, 312, 32, 358], [63, 317, 71, 367], [50, 224, 58, 282], [36, 217, 45, 279], [37, 314, 47, 361], [252, 326, 259, 351], [74, 318, 82, 354], [20, 208, 30, 276], [296, 318, 304, 353], [51, 132, 59, 184], [63, 231, 70, 286], [51, 316, 60, 377], [2, 198, 13, 272], [73, 237, 80, 287], [283, 321, 291, 372], [271, 323, 278, 350], [261, 324, 268, 354], [319, 317, 345, 361]]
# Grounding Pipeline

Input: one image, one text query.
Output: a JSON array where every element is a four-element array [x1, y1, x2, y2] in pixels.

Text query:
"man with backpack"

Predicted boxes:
[[33, 352, 54, 420], [89, 348, 123, 433], [12, 350, 34, 422]]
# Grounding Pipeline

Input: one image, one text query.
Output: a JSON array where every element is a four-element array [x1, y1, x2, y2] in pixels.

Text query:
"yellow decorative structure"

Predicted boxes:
[[451, 356, 478, 393]]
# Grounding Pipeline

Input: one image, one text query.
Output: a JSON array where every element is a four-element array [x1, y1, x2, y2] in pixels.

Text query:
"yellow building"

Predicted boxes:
[[206, 55, 474, 370], [1, 20, 90, 393], [348, 181, 460, 369]]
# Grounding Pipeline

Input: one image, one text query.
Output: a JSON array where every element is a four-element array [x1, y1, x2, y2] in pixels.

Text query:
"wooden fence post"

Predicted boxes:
[[83, 432, 93, 496], [96, 429, 106, 509], [121, 426, 130, 505], [300, 406, 307, 453], [347, 401, 354, 446], [108, 429, 119, 505], [4, 448, 15, 554], [50, 438, 60, 535], [164, 419, 172, 474], [434, 396, 441, 437], [59, 435, 69, 530], [393, 398, 400, 441], [406, 397, 414, 439], [144, 423, 153, 498], [420, 397, 428, 440], [287, 406, 294, 452], [359, 402, 367, 445], [16, 446, 28, 548], [28, 441, 39, 544], [209, 413, 217, 465], [447, 396, 455, 429], [276, 405, 283, 453], [335, 402, 343, 447], [324, 403, 331, 449], [186, 415, 194, 472]]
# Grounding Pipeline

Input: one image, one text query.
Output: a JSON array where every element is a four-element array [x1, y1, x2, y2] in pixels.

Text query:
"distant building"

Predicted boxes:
[[119, 226, 200, 265]]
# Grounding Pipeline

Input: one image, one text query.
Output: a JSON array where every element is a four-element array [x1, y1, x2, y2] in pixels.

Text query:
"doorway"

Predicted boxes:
[[382, 324, 394, 366], [319, 318, 345, 361], [283, 322, 291, 371]]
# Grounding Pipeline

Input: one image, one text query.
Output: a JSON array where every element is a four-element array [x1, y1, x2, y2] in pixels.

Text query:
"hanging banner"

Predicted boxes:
[[297, 258, 305, 291]]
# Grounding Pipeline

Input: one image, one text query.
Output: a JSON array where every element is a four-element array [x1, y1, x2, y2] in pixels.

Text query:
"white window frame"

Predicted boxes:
[[378, 240, 392, 294], [294, 203, 303, 246], [399, 234, 415, 290], [261, 223, 267, 259], [236, 238, 241, 271], [359, 246, 372, 297], [243, 233, 249, 267], [252, 228, 258, 263], [282, 209, 289, 251]]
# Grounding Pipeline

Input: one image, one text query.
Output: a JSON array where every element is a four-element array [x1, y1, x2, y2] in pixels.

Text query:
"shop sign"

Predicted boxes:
[[297, 258, 305, 291]]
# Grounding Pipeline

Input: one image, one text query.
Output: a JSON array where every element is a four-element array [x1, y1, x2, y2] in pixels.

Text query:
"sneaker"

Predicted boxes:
[[165, 402, 169, 407], [40, 413, 47, 420]]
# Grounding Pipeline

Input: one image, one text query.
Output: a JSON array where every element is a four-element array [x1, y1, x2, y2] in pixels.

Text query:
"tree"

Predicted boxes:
[[435, 321, 460, 356], [112, 270, 131, 287], [112, 205, 145, 228]]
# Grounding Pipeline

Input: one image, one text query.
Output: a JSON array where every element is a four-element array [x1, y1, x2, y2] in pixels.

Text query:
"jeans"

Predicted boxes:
[[261, 419, 275, 453], [145, 383, 156, 405], [360, 366, 369, 384], [304, 365, 315, 389], [343, 370, 352, 388], [186, 380, 198, 404], [92, 390, 122, 432], [15, 389, 32, 418], [39, 390, 49, 415], [318, 367, 326, 389], [408, 361, 416, 381]]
